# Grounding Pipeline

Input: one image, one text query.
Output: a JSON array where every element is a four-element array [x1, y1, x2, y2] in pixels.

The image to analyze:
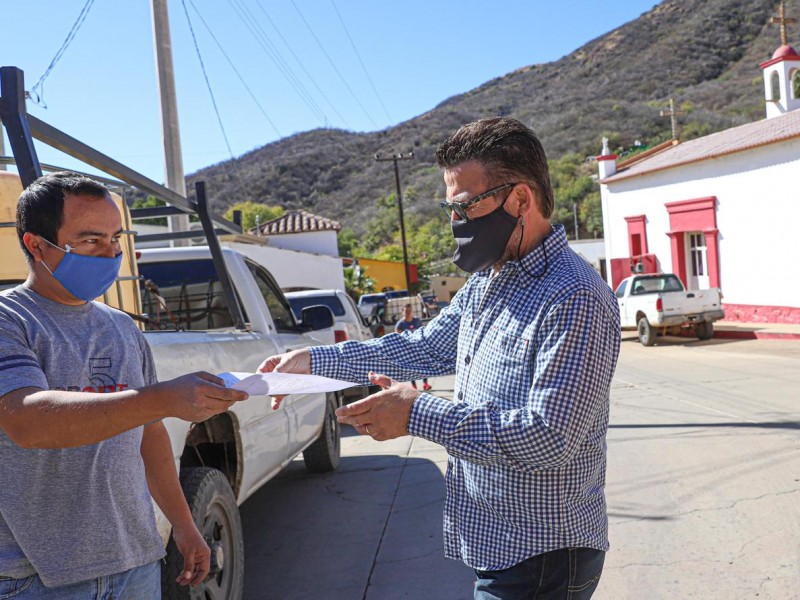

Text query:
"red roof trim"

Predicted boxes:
[[665, 196, 716, 214], [760, 54, 800, 69]]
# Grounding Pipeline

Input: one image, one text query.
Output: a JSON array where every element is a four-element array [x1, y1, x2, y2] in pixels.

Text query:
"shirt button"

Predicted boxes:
[[464, 355, 471, 364], [458, 391, 464, 400]]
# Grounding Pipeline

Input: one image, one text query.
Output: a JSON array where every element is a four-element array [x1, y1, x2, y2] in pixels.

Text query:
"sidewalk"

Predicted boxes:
[[713, 319, 800, 340]]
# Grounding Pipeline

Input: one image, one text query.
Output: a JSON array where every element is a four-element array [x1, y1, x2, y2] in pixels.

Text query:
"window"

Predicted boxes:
[[138, 259, 243, 331], [615, 280, 628, 298], [628, 275, 684, 295], [287, 295, 345, 320], [246, 260, 295, 332], [688, 233, 706, 277], [792, 69, 800, 100], [771, 71, 781, 101]]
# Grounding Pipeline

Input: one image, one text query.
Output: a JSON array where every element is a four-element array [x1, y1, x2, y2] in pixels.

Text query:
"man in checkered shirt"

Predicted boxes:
[[260, 117, 620, 599]]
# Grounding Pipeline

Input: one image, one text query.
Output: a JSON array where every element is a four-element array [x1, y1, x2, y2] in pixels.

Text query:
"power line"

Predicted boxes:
[[187, 0, 282, 138], [252, 0, 351, 128], [290, 0, 379, 129], [227, 0, 330, 126], [29, 0, 97, 107], [330, 0, 393, 124], [180, 0, 249, 201]]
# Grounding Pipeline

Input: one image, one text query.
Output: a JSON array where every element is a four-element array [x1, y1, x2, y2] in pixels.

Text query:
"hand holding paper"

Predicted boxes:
[[218, 372, 357, 397]]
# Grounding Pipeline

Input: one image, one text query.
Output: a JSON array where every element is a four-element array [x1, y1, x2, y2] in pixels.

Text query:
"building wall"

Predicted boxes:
[[429, 275, 468, 302], [601, 137, 800, 312], [223, 241, 346, 291], [355, 258, 417, 292], [265, 230, 339, 257]]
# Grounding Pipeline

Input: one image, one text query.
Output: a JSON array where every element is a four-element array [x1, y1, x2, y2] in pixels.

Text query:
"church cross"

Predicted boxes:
[[659, 98, 686, 140], [770, 1, 796, 46]]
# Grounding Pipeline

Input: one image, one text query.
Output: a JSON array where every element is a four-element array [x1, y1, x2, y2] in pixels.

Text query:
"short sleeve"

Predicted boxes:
[[0, 311, 47, 398]]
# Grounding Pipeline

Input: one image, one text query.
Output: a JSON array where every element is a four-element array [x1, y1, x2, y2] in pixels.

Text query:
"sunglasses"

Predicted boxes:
[[439, 183, 517, 221]]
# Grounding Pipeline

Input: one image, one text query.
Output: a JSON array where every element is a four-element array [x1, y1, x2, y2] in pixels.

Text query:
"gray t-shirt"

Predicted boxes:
[[0, 286, 165, 587]]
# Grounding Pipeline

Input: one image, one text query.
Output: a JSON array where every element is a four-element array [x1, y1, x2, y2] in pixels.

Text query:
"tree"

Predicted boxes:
[[224, 201, 284, 232], [130, 196, 167, 226], [343, 262, 375, 301]]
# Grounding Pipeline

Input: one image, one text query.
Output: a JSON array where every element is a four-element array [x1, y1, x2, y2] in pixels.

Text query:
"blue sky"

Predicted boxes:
[[1, 1, 658, 183]]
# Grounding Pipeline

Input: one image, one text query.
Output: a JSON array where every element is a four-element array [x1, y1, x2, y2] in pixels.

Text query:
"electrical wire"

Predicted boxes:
[[290, 0, 379, 129], [330, 0, 393, 124], [227, 0, 329, 126], [187, 0, 282, 138], [180, 0, 250, 201], [29, 0, 97, 108], [253, 0, 351, 128]]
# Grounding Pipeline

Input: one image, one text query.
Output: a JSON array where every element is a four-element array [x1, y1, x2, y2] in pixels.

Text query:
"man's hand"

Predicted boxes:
[[257, 349, 311, 410], [335, 372, 419, 441], [172, 522, 211, 587], [150, 372, 248, 422]]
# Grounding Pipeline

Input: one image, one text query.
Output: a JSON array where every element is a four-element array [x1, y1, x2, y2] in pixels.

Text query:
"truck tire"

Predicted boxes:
[[637, 316, 656, 346], [696, 321, 714, 341], [303, 393, 341, 473], [162, 467, 244, 600]]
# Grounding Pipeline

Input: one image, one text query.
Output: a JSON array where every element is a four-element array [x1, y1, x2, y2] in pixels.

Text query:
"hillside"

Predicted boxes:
[[185, 0, 795, 239]]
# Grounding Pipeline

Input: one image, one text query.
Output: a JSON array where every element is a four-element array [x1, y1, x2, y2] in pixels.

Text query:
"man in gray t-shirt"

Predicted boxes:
[[0, 172, 248, 599]]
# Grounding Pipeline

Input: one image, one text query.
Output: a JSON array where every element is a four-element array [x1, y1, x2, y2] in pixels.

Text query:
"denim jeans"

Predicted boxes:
[[474, 548, 605, 600], [0, 560, 161, 600]]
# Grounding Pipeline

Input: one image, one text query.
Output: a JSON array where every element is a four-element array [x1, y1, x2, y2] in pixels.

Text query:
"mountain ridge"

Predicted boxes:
[[185, 0, 797, 237]]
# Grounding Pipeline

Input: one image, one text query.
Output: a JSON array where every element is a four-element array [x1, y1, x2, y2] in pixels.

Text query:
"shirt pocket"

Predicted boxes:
[[473, 327, 532, 407]]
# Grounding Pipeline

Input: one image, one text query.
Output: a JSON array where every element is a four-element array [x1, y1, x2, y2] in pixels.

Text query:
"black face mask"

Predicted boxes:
[[451, 206, 518, 273]]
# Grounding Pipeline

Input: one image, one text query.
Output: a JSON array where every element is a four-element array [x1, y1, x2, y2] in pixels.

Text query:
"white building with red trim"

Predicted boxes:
[[598, 41, 800, 324]]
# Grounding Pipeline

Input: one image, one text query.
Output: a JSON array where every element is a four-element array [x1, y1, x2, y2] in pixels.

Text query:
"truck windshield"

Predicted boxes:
[[287, 295, 345, 319], [630, 275, 684, 295], [138, 259, 243, 331]]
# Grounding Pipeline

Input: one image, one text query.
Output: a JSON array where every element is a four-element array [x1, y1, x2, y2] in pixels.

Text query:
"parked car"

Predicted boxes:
[[285, 289, 373, 343], [357, 292, 387, 318], [615, 273, 725, 346], [285, 289, 382, 402]]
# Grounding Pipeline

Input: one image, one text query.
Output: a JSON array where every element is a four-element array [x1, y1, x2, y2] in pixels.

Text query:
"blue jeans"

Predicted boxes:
[[0, 561, 161, 600], [474, 548, 605, 600]]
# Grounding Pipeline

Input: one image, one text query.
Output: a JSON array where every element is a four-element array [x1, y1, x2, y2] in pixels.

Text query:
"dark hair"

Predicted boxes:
[[403, 303, 412, 309], [16, 171, 110, 262], [435, 117, 554, 218]]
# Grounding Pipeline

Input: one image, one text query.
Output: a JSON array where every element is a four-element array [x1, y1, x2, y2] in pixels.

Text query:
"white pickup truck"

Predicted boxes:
[[136, 245, 341, 599], [0, 192, 342, 599], [0, 74, 342, 599], [615, 274, 725, 346]]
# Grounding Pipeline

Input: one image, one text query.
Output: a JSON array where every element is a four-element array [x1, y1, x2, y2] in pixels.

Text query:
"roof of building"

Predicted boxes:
[[251, 210, 342, 235], [601, 109, 800, 184]]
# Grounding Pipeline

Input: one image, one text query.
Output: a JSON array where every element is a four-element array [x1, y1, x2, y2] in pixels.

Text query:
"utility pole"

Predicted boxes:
[[573, 202, 579, 240], [660, 98, 685, 140], [375, 151, 414, 292], [151, 0, 189, 245]]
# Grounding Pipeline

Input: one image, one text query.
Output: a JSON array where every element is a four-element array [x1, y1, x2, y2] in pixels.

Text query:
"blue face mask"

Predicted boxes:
[[40, 238, 123, 302]]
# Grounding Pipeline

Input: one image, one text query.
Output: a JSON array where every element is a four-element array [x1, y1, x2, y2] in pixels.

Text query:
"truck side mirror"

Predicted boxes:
[[301, 305, 334, 331]]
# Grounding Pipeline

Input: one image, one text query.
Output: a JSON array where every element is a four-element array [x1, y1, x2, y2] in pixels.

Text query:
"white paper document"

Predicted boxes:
[[218, 371, 358, 396]]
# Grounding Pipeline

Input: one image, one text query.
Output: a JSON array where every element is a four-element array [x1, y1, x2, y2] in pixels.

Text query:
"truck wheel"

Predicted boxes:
[[162, 467, 244, 600], [637, 316, 656, 346], [303, 393, 341, 473], [696, 321, 714, 341]]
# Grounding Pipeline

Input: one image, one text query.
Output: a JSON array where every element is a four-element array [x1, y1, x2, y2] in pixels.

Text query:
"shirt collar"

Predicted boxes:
[[503, 224, 568, 286]]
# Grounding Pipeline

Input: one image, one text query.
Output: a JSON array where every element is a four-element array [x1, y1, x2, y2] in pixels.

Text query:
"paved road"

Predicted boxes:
[[240, 336, 800, 599]]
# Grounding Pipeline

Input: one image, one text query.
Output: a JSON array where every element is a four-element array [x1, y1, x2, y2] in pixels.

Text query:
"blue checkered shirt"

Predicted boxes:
[[309, 225, 620, 570]]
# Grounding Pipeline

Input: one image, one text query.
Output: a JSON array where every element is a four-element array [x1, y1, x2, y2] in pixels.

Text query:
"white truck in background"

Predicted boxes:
[[615, 273, 725, 346]]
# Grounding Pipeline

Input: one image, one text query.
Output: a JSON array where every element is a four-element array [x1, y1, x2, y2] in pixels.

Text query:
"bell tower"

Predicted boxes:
[[761, 2, 800, 118]]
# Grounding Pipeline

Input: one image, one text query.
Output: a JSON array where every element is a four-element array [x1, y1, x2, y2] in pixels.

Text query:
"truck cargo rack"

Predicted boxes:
[[0, 66, 246, 330]]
